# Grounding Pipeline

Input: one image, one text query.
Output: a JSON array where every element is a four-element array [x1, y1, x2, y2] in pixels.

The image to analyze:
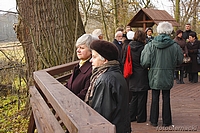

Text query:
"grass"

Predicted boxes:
[[0, 42, 29, 133]]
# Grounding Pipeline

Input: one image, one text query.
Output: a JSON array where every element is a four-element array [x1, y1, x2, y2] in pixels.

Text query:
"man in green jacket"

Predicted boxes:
[[140, 21, 183, 127]]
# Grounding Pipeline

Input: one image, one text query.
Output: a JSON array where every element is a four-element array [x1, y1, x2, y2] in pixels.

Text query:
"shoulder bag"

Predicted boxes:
[[123, 45, 132, 78]]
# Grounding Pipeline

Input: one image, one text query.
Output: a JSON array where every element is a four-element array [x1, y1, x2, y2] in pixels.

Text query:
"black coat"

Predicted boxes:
[[182, 30, 196, 40], [123, 41, 150, 92], [113, 39, 123, 71], [89, 65, 131, 133], [187, 40, 200, 73]]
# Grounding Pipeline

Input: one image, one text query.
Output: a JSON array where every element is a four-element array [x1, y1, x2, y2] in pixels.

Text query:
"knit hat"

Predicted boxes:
[[145, 27, 153, 33], [92, 29, 102, 37], [176, 30, 183, 36], [126, 31, 135, 40], [90, 40, 119, 61]]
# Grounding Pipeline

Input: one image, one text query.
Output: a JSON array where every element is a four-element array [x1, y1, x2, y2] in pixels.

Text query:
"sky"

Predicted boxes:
[[0, 0, 17, 12], [152, 0, 173, 15], [0, 0, 173, 15]]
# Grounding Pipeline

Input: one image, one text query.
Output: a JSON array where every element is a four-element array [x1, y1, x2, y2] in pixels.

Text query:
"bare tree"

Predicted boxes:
[[16, 0, 85, 87], [79, 0, 94, 27], [171, 0, 200, 31]]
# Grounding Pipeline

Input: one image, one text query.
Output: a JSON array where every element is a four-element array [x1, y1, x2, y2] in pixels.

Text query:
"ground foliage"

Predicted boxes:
[[0, 42, 29, 133], [0, 94, 29, 133]]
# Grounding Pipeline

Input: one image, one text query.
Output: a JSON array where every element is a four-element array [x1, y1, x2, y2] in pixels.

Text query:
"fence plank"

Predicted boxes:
[[33, 70, 116, 133], [30, 86, 65, 133]]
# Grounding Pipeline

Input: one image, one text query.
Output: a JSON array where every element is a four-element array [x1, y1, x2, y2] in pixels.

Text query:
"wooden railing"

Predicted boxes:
[[28, 60, 116, 133]]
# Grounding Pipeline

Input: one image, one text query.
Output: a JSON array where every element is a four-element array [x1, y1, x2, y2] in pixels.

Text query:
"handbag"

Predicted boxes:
[[197, 49, 200, 64], [183, 56, 192, 63], [123, 45, 132, 78]]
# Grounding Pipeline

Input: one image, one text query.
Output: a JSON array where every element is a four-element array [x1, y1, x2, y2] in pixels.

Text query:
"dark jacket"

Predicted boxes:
[[113, 39, 122, 53], [65, 60, 92, 100], [140, 34, 183, 90], [122, 41, 150, 92], [113, 39, 123, 71], [174, 37, 188, 55], [89, 65, 131, 133], [182, 30, 196, 40], [187, 40, 200, 73]]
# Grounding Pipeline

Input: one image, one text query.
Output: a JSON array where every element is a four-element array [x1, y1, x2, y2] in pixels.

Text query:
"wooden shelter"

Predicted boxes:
[[127, 8, 179, 30]]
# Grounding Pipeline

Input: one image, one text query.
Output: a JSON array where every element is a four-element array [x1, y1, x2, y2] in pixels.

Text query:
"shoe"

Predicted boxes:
[[162, 123, 172, 127], [150, 122, 158, 127], [180, 81, 185, 84]]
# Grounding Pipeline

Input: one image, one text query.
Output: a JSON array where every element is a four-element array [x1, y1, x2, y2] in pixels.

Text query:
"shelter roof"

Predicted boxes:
[[127, 8, 179, 29]]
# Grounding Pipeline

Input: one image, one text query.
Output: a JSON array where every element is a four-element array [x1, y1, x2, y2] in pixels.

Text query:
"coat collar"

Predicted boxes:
[[78, 60, 92, 74]]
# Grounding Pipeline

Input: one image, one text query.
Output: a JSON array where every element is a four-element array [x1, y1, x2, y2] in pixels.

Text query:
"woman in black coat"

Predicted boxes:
[[122, 30, 150, 123], [187, 32, 200, 83], [173, 30, 188, 84]]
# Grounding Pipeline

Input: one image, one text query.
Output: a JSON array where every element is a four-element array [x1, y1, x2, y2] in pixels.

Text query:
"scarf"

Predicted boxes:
[[84, 60, 119, 103]]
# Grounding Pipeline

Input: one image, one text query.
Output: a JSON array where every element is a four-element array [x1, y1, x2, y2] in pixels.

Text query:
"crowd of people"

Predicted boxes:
[[64, 22, 199, 133]]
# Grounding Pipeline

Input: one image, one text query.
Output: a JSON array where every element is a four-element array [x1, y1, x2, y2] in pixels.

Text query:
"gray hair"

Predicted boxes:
[[99, 54, 105, 61], [76, 34, 99, 48], [115, 31, 123, 38], [157, 21, 173, 35]]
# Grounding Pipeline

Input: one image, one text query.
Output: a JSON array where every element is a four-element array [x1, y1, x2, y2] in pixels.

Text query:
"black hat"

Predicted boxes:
[[90, 40, 119, 61], [176, 30, 183, 36], [145, 27, 153, 33]]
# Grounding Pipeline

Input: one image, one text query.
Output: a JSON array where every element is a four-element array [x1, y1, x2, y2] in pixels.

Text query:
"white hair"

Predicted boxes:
[[99, 54, 105, 61], [92, 29, 102, 37], [157, 21, 173, 35], [76, 34, 99, 48], [115, 31, 123, 38]]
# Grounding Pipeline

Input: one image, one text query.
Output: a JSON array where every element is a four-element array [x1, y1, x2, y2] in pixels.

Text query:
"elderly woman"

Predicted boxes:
[[141, 22, 183, 127], [65, 34, 98, 100], [173, 30, 188, 84], [85, 40, 131, 133], [187, 32, 200, 83]]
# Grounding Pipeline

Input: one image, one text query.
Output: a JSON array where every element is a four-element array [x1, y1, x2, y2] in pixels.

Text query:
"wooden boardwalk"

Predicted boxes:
[[131, 77, 200, 133]]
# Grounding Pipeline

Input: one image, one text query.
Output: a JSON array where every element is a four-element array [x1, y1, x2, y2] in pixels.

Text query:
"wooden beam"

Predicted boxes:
[[27, 112, 36, 133], [33, 70, 116, 133], [29, 86, 65, 133], [45, 60, 79, 76]]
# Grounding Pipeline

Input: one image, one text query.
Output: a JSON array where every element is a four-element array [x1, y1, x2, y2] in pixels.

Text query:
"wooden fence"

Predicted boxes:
[[27, 60, 116, 133]]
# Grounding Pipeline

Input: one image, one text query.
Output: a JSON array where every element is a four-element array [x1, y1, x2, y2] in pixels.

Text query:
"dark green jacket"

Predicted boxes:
[[140, 34, 183, 90]]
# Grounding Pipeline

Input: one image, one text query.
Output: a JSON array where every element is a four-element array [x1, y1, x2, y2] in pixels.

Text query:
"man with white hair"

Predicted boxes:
[[140, 22, 183, 127], [113, 31, 123, 70], [113, 31, 123, 52]]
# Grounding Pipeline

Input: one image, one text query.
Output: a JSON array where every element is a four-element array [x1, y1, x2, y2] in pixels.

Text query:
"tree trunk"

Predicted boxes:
[[16, 0, 85, 86], [174, 0, 180, 31]]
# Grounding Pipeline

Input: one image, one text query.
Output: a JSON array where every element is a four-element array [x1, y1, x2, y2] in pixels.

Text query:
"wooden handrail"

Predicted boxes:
[[28, 61, 116, 133]]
